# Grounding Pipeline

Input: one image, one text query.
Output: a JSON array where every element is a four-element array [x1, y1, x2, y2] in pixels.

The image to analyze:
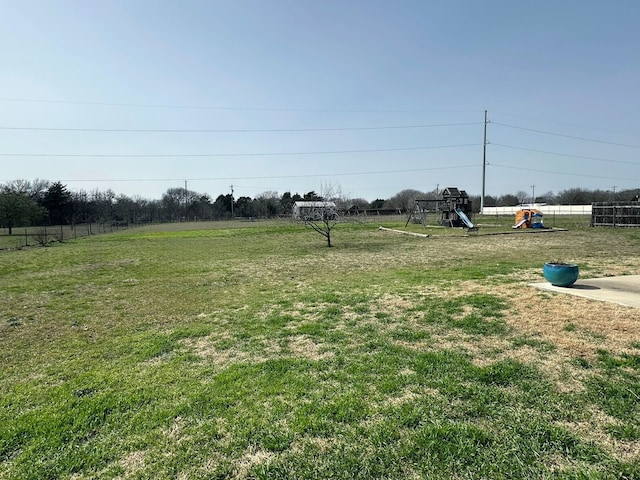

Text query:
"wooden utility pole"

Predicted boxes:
[[230, 185, 234, 219], [531, 185, 535, 205], [481, 110, 488, 214]]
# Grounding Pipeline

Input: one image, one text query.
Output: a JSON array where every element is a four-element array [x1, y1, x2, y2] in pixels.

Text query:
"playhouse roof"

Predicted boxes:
[[441, 187, 469, 199]]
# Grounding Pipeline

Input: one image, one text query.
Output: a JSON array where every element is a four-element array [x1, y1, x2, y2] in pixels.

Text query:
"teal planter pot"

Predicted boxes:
[[543, 263, 579, 287]]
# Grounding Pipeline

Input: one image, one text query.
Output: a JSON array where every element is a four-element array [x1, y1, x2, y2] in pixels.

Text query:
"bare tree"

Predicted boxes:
[[384, 189, 425, 211], [296, 184, 341, 247], [161, 188, 185, 222], [538, 190, 557, 204], [556, 188, 590, 205], [302, 202, 339, 247], [254, 191, 280, 218], [516, 190, 529, 205], [498, 194, 519, 206]]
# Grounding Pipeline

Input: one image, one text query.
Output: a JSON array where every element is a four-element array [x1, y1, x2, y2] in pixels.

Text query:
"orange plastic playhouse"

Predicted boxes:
[[513, 209, 544, 229]]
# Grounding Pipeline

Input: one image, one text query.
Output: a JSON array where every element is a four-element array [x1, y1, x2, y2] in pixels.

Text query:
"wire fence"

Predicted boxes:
[[0, 222, 133, 250]]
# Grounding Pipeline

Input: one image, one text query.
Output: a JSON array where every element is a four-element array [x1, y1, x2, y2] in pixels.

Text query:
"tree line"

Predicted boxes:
[[1, 179, 639, 234], [0, 180, 349, 234]]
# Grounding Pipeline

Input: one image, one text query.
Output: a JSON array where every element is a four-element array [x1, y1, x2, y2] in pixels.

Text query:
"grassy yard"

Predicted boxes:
[[1, 218, 639, 479]]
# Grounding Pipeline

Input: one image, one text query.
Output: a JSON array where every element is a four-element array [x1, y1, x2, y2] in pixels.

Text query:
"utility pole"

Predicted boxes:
[[184, 180, 188, 221], [230, 185, 234, 219], [481, 110, 488, 214], [531, 185, 535, 206]]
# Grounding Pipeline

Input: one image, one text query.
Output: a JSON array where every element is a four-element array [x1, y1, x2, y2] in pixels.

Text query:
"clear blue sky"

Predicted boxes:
[[1, 0, 639, 202]]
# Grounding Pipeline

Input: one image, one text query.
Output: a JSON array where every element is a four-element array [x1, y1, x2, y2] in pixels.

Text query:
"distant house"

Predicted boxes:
[[292, 201, 337, 221]]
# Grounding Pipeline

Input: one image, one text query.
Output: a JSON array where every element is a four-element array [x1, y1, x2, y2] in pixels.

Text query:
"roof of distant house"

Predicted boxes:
[[293, 201, 337, 208]]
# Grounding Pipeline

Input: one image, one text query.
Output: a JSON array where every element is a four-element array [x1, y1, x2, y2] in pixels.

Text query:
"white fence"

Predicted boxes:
[[481, 205, 592, 216]]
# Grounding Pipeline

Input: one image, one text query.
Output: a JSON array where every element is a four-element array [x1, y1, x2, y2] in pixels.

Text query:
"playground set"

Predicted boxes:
[[406, 187, 477, 231], [404, 187, 556, 232]]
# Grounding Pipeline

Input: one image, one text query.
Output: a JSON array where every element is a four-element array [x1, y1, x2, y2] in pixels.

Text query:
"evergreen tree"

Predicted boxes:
[[42, 182, 72, 225]]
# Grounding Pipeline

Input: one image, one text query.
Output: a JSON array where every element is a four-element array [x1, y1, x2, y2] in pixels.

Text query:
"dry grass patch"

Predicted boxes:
[[180, 336, 258, 365], [383, 386, 441, 408], [450, 281, 639, 358], [233, 447, 275, 479], [164, 416, 187, 441], [262, 335, 333, 361], [119, 450, 147, 477], [506, 287, 640, 357], [557, 408, 640, 462], [286, 334, 333, 360], [181, 332, 333, 364], [288, 436, 338, 455], [434, 281, 638, 392]]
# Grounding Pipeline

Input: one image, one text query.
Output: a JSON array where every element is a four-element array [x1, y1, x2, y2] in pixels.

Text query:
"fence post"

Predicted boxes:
[[60, 225, 64, 241], [44, 227, 48, 245], [25, 229, 28, 247]]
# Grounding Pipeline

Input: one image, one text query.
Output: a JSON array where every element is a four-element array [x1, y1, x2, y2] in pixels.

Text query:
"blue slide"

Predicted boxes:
[[455, 208, 475, 229]]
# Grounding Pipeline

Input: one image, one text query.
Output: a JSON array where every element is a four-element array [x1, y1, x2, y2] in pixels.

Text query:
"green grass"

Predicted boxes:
[[1, 219, 639, 479]]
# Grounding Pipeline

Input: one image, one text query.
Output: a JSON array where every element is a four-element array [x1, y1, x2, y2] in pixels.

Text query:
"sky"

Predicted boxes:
[[1, 0, 639, 203]]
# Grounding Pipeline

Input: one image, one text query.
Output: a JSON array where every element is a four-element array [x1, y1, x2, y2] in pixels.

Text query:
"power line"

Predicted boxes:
[[490, 111, 638, 138], [492, 122, 640, 149], [2, 164, 478, 183], [0, 97, 482, 114], [490, 163, 640, 182], [0, 143, 481, 158], [491, 143, 640, 166], [0, 122, 481, 133]]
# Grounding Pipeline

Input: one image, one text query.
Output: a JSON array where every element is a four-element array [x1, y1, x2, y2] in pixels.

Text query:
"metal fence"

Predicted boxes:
[[591, 202, 640, 227], [0, 222, 132, 250]]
